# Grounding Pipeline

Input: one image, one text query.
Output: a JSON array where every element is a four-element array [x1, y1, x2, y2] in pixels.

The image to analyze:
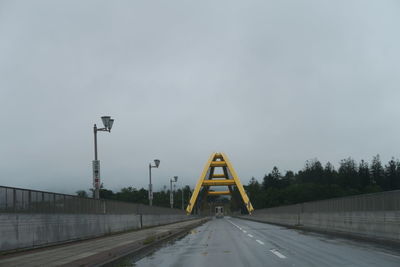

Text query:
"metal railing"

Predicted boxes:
[[0, 185, 185, 215], [253, 190, 400, 215]]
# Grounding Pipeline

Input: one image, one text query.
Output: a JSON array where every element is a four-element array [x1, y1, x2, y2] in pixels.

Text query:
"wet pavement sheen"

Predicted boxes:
[[132, 216, 400, 267]]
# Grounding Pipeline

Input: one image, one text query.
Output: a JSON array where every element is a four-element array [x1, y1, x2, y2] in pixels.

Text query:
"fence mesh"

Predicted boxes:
[[0, 186, 185, 215]]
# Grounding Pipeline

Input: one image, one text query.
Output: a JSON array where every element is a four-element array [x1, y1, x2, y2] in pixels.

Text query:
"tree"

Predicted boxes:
[[246, 177, 263, 209], [100, 188, 115, 199], [297, 159, 324, 184], [76, 190, 88, 198], [262, 166, 282, 189], [338, 157, 359, 189], [358, 159, 371, 189], [324, 162, 337, 185], [371, 154, 385, 189], [385, 158, 400, 190]]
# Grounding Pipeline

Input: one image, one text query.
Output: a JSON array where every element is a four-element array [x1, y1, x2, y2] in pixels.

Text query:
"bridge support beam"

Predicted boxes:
[[186, 152, 254, 214]]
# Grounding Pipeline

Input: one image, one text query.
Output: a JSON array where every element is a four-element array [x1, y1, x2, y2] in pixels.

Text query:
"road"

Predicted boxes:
[[133, 217, 400, 267]]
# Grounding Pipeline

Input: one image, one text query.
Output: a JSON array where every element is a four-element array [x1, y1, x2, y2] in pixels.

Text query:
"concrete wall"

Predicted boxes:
[[246, 190, 400, 244], [0, 213, 194, 252]]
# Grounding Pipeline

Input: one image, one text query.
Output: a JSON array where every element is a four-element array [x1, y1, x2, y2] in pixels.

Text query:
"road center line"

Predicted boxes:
[[248, 234, 254, 238], [270, 249, 287, 259], [256, 240, 264, 245], [243, 230, 247, 233], [227, 220, 243, 231]]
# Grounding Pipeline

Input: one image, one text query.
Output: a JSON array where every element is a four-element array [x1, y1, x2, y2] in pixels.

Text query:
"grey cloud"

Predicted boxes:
[[1, 0, 400, 193]]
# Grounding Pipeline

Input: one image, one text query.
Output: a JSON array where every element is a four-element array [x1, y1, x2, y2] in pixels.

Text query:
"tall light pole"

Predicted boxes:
[[170, 176, 178, 208], [93, 116, 114, 200], [148, 159, 160, 206]]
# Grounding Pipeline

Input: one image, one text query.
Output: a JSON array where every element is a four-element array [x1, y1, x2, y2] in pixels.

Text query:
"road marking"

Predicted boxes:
[[378, 251, 400, 260], [270, 249, 287, 259], [226, 220, 243, 231], [256, 240, 264, 245], [227, 219, 249, 236], [248, 234, 254, 238]]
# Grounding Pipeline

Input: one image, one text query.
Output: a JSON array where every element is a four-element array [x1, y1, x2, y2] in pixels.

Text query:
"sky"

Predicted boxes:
[[1, 0, 400, 195]]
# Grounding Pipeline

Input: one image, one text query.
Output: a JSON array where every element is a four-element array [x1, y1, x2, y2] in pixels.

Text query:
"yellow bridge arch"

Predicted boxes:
[[186, 152, 254, 214]]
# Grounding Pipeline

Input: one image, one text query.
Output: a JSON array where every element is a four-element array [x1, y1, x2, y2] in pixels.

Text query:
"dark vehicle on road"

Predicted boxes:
[[215, 206, 224, 218]]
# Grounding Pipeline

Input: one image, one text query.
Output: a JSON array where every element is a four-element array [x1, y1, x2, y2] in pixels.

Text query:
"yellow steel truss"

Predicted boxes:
[[186, 152, 254, 214]]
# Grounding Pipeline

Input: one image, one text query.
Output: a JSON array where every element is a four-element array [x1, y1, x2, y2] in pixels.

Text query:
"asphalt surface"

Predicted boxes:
[[133, 216, 400, 267]]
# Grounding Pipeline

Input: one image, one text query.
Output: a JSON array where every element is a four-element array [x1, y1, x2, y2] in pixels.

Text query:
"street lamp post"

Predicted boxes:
[[170, 176, 178, 208], [93, 116, 114, 200], [148, 159, 160, 206]]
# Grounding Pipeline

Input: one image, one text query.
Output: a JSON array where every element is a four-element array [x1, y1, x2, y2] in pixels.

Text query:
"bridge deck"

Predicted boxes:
[[134, 217, 400, 267]]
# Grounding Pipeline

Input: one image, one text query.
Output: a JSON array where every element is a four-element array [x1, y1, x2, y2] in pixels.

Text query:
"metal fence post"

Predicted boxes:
[[13, 188, 16, 212]]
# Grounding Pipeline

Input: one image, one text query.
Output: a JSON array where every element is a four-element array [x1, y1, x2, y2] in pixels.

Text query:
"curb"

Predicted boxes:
[[61, 218, 210, 267]]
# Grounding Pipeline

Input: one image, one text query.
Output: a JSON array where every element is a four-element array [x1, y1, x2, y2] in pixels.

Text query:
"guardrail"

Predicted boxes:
[[0, 185, 185, 215]]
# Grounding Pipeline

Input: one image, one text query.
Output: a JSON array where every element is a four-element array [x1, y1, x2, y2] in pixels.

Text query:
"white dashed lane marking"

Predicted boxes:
[[270, 249, 287, 259], [256, 240, 264, 245], [228, 219, 288, 259]]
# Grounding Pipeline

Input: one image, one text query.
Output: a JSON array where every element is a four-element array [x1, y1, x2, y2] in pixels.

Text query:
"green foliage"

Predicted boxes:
[[245, 155, 400, 209], [82, 184, 192, 209], [76, 190, 88, 198]]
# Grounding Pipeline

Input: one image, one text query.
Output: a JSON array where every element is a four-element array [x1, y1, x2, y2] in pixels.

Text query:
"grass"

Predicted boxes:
[[142, 236, 156, 245]]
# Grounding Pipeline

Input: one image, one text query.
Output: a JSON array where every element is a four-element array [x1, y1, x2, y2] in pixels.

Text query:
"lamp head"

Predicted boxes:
[[101, 116, 111, 129], [108, 119, 114, 130], [154, 159, 160, 168]]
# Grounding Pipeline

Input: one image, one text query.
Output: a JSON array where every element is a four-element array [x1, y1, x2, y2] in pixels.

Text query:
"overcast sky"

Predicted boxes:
[[1, 0, 400, 194]]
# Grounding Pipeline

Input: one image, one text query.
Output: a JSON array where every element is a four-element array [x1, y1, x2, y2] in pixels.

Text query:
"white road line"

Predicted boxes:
[[248, 234, 254, 238], [378, 251, 400, 260], [226, 220, 243, 230], [270, 249, 287, 259], [227, 219, 251, 237], [256, 240, 264, 245]]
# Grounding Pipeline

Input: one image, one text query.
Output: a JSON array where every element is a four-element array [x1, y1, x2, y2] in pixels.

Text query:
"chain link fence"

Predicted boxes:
[[0, 185, 185, 215]]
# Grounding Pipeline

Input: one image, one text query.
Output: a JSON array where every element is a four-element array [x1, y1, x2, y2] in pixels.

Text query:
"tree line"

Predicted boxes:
[[244, 155, 400, 210], [76, 154, 400, 211], [77, 185, 192, 209]]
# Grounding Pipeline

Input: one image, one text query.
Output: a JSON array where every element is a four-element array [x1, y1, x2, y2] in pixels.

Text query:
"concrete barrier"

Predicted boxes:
[[0, 185, 197, 252], [0, 213, 195, 252], [243, 190, 400, 244]]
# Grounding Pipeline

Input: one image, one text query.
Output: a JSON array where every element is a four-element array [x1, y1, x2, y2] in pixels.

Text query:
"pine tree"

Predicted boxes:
[[358, 159, 371, 188], [371, 154, 385, 190]]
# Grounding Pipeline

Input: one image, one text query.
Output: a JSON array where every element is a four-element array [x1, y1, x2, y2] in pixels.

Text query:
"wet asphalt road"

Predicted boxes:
[[133, 217, 400, 267]]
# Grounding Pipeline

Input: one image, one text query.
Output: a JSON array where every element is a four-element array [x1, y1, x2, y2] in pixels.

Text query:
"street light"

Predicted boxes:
[[93, 116, 114, 200], [170, 176, 178, 208], [148, 159, 160, 206]]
